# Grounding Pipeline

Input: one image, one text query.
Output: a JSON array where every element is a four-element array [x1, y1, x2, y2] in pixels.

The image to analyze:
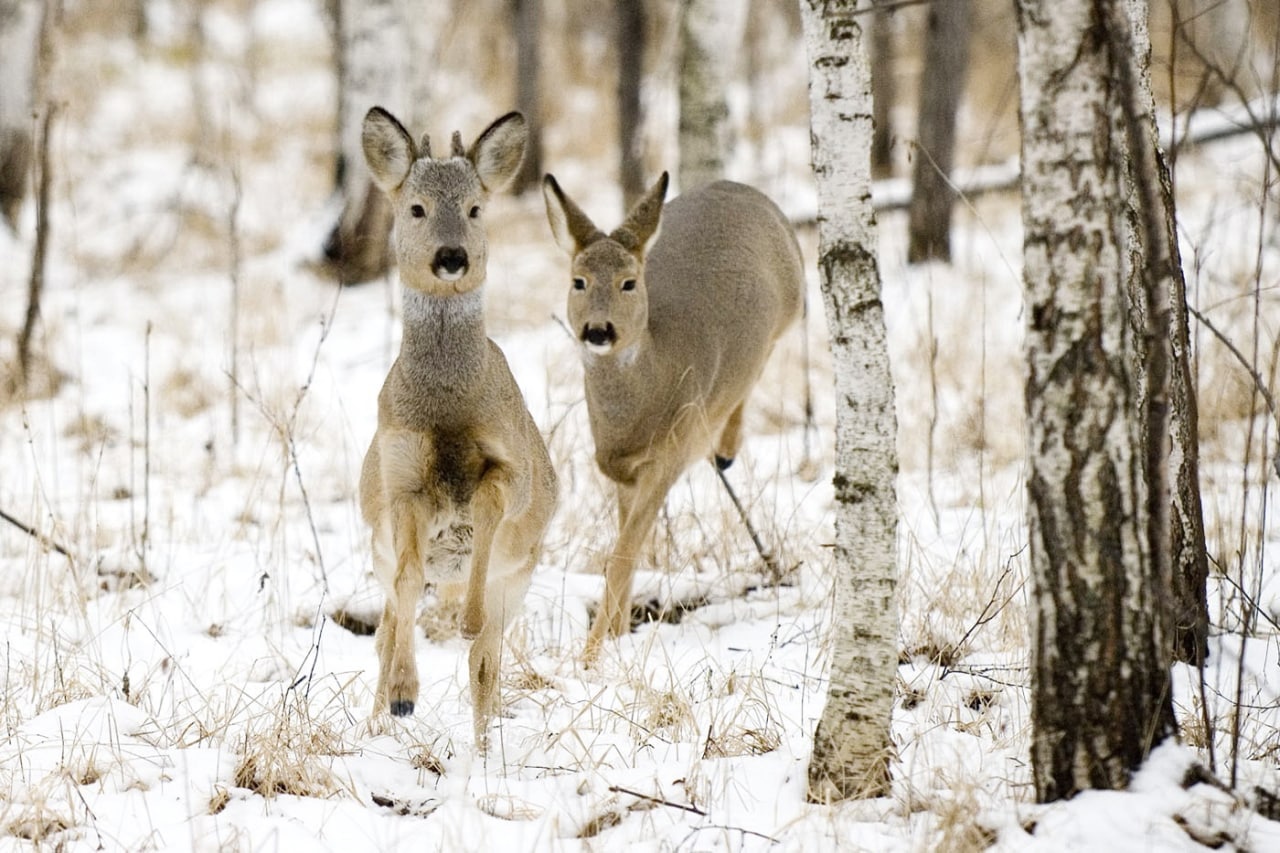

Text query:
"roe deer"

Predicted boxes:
[[542, 172, 803, 661], [359, 107, 557, 747]]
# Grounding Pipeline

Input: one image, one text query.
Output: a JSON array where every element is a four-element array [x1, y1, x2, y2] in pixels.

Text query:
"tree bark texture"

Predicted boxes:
[[616, 0, 646, 210], [799, 0, 899, 803], [906, 0, 971, 263], [0, 0, 41, 230], [1016, 0, 1177, 803], [1116, 0, 1209, 665], [511, 0, 542, 195], [678, 0, 739, 190]]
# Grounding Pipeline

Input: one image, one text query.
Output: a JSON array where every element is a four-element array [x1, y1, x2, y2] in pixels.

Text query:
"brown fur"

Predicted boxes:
[[359, 107, 556, 747], [543, 173, 803, 662]]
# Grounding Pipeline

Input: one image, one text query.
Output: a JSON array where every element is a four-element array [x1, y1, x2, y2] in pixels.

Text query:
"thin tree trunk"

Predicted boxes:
[[0, 0, 42, 230], [511, 0, 542, 195], [799, 0, 899, 803], [616, 0, 645, 210], [906, 0, 971, 264], [869, 0, 895, 177], [18, 103, 52, 389], [322, 0, 415, 284], [678, 0, 739, 190], [1016, 0, 1177, 803]]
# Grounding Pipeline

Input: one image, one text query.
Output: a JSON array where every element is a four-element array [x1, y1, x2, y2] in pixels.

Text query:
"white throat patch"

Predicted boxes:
[[403, 286, 484, 324]]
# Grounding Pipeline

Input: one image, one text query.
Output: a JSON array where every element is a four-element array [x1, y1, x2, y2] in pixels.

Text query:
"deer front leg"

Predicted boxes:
[[372, 598, 395, 714], [469, 562, 534, 751], [381, 498, 427, 716], [584, 465, 677, 664], [461, 466, 513, 639]]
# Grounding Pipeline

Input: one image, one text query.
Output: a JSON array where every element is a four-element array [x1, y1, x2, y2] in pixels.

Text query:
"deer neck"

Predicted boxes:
[[581, 328, 669, 419], [396, 286, 488, 388]]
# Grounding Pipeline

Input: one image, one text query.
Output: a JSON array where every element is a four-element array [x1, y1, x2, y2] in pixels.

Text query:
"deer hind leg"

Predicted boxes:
[[714, 401, 746, 471], [469, 561, 534, 751]]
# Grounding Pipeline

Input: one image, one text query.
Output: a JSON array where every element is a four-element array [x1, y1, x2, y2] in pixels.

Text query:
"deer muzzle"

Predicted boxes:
[[582, 322, 617, 353], [432, 247, 470, 281]]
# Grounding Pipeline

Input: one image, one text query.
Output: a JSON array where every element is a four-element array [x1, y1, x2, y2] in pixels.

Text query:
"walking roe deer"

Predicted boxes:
[[358, 107, 557, 746], [542, 172, 804, 661]]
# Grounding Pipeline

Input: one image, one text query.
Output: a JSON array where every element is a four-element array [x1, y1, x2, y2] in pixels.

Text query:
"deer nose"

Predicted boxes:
[[432, 247, 469, 281], [582, 322, 617, 350]]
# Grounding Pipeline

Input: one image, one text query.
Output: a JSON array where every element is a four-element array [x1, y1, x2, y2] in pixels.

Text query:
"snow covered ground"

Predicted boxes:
[[1, 1, 1278, 850]]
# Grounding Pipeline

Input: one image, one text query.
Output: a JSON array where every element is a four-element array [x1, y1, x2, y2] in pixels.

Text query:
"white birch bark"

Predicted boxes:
[[677, 0, 745, 191], [799, 0, 899, 803], [1017, 0, 1176, 802], [0, 0, 41, 229]]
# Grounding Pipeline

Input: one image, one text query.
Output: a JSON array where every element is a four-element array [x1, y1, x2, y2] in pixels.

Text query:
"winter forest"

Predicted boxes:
[[1, 0, 1279, 849]]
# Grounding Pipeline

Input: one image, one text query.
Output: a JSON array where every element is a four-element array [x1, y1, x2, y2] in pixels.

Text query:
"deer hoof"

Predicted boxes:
[[714, 454, 734, 471], [389, 699, 415, 717]]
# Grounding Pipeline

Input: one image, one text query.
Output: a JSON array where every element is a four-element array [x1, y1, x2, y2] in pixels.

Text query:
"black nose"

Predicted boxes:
[[583, 323, 616, 347], [432, 246, 469, 278]]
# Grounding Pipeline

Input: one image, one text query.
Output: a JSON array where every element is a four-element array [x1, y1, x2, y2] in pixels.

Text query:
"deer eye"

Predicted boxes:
[[410, 204, 425, 218], [620, 278, 636, 292], [469, 205, 481, 219], [572, 277, 587, 291]]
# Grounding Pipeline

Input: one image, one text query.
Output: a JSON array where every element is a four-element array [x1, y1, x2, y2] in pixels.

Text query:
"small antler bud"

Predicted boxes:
[[451, 131, 466, 158], [419, 134, 432, 159]]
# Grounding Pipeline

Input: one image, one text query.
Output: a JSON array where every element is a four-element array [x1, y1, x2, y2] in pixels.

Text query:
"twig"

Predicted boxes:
[[0, 506, 75, 561], [608, 785, 706, 816], [714, 465, 780, 582], [1188, 305, 1278, 421], [1188, 304, 1280, 479]]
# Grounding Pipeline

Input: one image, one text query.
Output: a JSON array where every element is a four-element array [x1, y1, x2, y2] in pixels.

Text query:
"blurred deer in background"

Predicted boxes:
[[542, 173, 803, 662], [359, 107, 557, 747]]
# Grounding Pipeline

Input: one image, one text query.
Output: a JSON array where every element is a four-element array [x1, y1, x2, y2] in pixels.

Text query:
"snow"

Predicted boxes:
[[1, 1, 1278, 850]]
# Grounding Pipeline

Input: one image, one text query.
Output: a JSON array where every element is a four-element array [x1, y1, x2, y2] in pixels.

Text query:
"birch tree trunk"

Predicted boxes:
[[678, 0, 743, 190], [799, 0, 899, 803], [0, 0, 41, 230], [322, 0, 426, 284], [616, 0, 646, 210], [1016, 0, 1177, 802], [906, 0, 970, 263]]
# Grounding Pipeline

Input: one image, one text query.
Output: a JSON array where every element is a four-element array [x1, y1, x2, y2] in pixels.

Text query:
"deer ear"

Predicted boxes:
[[362, 107, 416, 191], [611, 171, 668, 257], [542, 174, 605, 255], [469, 112, 527, 192]]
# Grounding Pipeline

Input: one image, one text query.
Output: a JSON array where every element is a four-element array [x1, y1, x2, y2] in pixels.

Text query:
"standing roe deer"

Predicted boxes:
[[359, 107, 557, 746], [542, 172, 803, 661]]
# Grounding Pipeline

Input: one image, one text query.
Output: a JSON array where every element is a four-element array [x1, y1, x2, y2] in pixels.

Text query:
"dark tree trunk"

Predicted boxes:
[[1112, 0, 1210, 666], [869, 0, 895, 178], [616, 0, 646, 210], [906, 0, 971, 264], [511, 0, 542, 195]]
